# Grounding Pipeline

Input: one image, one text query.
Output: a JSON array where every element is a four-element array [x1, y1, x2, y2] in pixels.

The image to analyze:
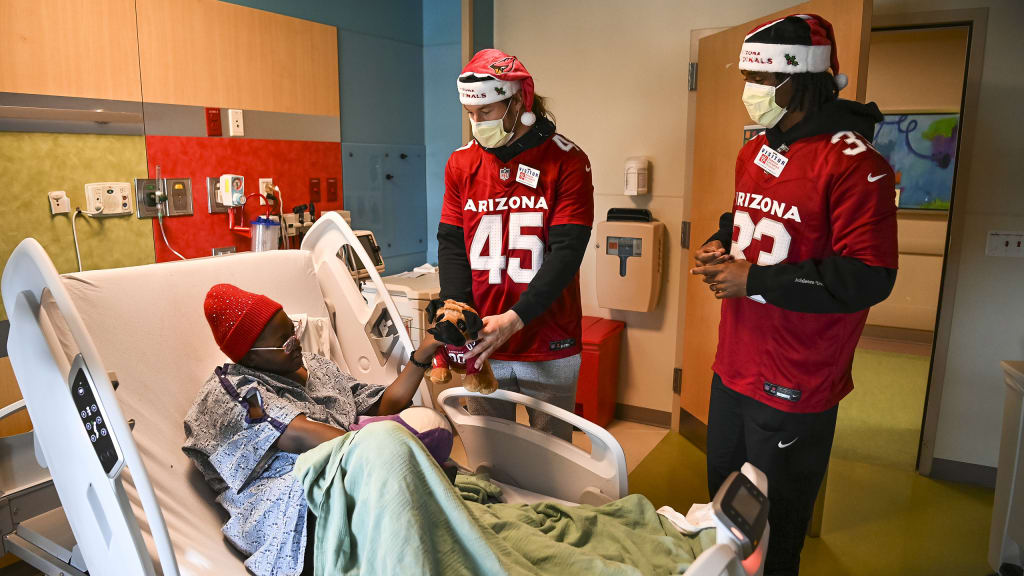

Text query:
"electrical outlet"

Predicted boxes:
[[228, 109, 244, 137], [986, 231, 1024, 257], [258, 178, 274, 205], [48, 191, 70, 215]]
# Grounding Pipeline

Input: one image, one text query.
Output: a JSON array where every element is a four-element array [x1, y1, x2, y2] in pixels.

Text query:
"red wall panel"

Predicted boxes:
[[145, 136, 342, 262]]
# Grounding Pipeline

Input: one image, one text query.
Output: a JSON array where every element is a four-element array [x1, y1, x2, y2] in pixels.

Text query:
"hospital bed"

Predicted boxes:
[[1, 212, 769, 575]]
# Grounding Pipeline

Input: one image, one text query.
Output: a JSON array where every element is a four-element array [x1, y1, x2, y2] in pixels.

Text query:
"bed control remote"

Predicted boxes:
[[69, 354, 125, 478]]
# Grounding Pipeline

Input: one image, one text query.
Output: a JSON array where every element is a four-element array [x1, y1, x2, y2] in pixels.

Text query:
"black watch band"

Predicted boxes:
[[409, 349, 432, 369]]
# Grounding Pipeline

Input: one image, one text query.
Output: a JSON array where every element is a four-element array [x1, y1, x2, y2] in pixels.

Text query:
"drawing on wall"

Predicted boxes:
[[874, 113, 959, 210]]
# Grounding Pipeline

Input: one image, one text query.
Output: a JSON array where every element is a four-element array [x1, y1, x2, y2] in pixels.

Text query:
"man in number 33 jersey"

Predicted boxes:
[[437, 49, 593, 440], [691, 14, 898, 575]]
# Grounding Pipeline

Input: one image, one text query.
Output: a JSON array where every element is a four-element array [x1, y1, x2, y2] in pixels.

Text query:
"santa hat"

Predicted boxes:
[[739, 14, 848, 90], [457, 49, 537, 126], [204, 283, 283, 362]]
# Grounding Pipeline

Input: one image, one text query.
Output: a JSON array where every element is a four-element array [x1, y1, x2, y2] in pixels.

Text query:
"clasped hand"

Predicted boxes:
[[690, 241, 751, 299]]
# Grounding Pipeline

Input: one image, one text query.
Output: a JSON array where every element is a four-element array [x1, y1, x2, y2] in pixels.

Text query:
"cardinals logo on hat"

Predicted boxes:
[[489, 56, 516, 75], [460, 49, 537, 126]]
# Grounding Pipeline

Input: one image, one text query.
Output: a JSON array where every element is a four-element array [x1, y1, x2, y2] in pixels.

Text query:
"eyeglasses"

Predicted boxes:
[[251, 335, 300, 354]]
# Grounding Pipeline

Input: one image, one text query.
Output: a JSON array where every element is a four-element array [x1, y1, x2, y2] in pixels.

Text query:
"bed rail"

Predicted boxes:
[[2, 238, 177, 576], [439, 387, 628, 504], [301, 212, 429, 407]]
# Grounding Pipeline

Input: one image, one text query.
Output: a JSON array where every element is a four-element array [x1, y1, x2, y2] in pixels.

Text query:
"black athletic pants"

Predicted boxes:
[[707, 374, 838, 576]]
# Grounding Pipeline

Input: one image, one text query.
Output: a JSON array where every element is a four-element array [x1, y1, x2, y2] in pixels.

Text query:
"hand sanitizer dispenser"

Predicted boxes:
[[596, 208, 665, 312]]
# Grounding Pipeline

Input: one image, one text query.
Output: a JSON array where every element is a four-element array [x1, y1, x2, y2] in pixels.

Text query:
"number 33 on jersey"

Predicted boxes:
[[731, 130, 898, 272], [440, 130, 595, 361]]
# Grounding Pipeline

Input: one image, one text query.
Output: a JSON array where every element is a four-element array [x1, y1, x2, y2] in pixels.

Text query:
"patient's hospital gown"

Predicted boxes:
[[182, 353, 385, 576]]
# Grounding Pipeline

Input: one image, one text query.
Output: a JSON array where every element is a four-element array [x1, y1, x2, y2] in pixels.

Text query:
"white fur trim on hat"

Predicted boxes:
[[457, 74, 521, 106], [739, 42, 831, 74], [520, 111, 536, 126]]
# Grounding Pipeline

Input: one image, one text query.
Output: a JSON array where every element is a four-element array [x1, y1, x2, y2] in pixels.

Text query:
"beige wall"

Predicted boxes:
[[866, 26, 968, 114], [864, 26, 967, 331], [493, 0, 797, 414]]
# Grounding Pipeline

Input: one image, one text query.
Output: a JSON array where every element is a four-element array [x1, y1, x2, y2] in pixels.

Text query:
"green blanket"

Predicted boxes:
[[294, 421, 713, 575]]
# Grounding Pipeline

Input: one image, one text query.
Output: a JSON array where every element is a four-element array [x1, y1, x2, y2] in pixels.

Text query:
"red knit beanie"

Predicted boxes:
[[204, 283, 283, 362]]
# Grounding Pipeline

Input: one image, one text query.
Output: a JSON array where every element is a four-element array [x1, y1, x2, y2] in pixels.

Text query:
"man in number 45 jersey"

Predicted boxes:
[[438, 49, 593, 440], [691, 15, 898, 575]]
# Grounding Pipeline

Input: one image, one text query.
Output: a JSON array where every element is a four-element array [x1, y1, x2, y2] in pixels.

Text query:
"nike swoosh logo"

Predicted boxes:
[[867, 173, 886, 182], [586, 165, 592, 172], [778, 438, 798, 449]]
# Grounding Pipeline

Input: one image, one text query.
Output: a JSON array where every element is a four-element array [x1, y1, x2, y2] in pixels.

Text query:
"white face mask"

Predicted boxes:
[[742, 77, 790, 128], [471, 99, 518, 149]]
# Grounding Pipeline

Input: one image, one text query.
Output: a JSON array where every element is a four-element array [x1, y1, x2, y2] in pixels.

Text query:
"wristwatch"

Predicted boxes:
[[409, 349, 432, 370]]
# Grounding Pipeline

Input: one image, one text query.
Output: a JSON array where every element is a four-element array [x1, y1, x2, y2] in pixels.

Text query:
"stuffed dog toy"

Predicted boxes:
[[425, 299, 499, 395]]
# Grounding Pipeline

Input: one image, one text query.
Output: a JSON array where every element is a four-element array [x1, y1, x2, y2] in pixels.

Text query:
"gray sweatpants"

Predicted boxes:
[[465, 354, 581, 441]]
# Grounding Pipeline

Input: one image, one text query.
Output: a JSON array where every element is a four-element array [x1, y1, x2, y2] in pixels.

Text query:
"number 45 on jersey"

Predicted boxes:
[[470, 212, 544, 284]]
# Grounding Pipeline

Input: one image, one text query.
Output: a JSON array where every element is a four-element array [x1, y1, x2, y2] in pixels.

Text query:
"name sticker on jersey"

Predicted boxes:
[[753, 144, 788, 178], [516, 164, 541, 188], [764, 381, 801, 403]]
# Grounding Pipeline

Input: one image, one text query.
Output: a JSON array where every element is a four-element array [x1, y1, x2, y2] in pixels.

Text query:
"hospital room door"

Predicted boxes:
[[677, 0, 873, 434]]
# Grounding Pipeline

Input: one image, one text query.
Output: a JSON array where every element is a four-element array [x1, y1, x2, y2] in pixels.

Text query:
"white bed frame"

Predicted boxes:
[[1, 212, 767, 575]]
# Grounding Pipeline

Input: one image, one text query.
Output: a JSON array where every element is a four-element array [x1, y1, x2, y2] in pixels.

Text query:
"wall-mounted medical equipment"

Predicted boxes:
[[85, 182, 133, 216], [135, 178, 161, 218], [595, 208, 665, 312], [219, 174, 245, 206], [338, 230, 384, 280], [163, 178, 193, 217], [250, 217, 281, 252], [624, 157, 650, 196], [206, 177, 229, 214], [135, 178, 193, 219]]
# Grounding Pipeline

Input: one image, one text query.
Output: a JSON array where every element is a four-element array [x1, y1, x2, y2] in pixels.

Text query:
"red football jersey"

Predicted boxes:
[[441, 133, 594, 361], [713, 130, 899, 413]]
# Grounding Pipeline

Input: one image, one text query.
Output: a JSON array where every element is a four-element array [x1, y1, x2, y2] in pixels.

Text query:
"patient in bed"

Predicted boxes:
[[182, 283, 451, 576]]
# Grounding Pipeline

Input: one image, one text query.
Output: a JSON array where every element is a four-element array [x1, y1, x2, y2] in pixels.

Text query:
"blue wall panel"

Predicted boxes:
[[342, 143, 427, 270], [423, 0, 463, 264]]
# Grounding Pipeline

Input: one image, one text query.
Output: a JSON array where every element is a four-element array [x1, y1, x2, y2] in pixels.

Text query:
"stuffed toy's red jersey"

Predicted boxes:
[[433, 341, 481, 375]]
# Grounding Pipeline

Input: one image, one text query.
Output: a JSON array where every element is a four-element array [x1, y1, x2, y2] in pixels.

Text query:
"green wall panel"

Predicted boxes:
[[0, 132, 154, 320]]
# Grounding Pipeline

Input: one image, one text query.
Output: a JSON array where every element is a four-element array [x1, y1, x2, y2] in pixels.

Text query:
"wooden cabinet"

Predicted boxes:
[[0, 0, 142, 100], [0, 0, 339, 117], [136, 0, 339, 115]]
